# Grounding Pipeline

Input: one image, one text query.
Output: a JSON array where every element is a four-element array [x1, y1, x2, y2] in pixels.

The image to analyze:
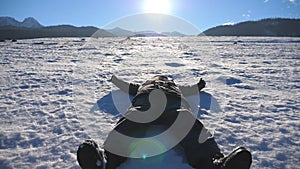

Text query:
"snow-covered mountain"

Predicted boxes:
[[0, 17, 43, 28], [132, 31, 167, 37], [106, 27, 187, 37], [106, 27, 135, 37], [21, 17, 43, 28], [162, 31, 186, 37]]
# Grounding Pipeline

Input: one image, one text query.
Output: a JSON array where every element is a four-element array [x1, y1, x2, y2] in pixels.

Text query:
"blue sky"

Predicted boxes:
[[0, 0, 299, 32]]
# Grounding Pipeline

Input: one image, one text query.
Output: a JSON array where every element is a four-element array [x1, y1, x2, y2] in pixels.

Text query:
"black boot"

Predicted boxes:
[[77, 140, 106, 169], [214, 147, 252, 169]]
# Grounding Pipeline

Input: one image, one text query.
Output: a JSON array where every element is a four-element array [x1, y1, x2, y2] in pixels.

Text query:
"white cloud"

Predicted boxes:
[[264, 0, 269, 3], [243, 10, 252, 18], [222, 22, 235, 26], [242, 13, 251, 17]]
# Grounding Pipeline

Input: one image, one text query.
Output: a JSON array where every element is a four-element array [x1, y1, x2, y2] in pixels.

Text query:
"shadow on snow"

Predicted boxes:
[[93, 90, 222, 118]]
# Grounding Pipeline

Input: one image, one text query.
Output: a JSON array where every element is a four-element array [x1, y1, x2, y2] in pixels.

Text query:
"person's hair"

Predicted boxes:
[[151, 75, 169, 81], [142, 75, 174, 86]]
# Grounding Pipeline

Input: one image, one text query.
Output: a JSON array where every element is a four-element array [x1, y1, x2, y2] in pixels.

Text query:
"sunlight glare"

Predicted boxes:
[[143, 0, 171, 14]]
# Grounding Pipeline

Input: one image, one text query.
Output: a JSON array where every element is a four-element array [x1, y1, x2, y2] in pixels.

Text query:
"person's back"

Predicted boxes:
[[129, 75, 190, 124]]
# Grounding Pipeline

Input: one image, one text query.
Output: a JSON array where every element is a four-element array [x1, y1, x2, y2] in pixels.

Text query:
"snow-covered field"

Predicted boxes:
[[0, 36, 299, 169]]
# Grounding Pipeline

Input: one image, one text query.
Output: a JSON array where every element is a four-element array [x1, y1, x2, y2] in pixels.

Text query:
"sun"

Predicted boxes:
[[143, 0, 171, 14]]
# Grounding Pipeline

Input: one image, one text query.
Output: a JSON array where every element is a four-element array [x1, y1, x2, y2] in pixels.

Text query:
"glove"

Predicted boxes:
[[110, 74, 117, 83], [197, 78, 206, 90]]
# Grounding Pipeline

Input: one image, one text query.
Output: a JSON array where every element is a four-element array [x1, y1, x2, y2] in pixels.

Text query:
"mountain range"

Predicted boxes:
[[0, 17, 300, 40], [201, 18, 300, 37], [0, 17, 43, 28], [0, 17, 114, 40], [0, 17, 188, 39]]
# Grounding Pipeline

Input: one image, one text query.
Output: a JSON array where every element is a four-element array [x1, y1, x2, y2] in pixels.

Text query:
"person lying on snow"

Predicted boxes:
[[77, 75, 252, 169]]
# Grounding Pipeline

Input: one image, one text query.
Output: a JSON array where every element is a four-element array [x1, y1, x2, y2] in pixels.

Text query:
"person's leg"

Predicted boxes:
[[178, 111, 223, 169], [104, 150, 126, 169], [104, 118, 149, 169], [178, 111, 252, 169], [181, 136, 223, 169]]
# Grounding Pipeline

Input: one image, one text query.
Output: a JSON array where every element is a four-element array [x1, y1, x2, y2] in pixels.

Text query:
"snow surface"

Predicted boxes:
[[0, 36, 299, 169]]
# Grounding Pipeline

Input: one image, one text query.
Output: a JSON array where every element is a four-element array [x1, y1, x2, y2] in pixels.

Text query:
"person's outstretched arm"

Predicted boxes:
[[179, 78, 206, 96], [111, 75, 140, 96]]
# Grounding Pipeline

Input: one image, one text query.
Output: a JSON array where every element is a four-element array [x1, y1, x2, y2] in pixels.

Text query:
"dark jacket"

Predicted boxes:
[[104, 75, 222, 169]]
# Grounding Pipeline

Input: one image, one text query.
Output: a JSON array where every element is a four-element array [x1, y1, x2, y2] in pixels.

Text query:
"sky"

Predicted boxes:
[[0, 0, 300, 33]]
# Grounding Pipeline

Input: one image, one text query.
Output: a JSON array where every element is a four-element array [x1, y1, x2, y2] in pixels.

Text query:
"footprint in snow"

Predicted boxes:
[[165, 62, 185, 67]]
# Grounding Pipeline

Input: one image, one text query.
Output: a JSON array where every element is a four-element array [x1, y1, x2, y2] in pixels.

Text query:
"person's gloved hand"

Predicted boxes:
[[110, 74, 117, 83], [198, 78, 206, 90]]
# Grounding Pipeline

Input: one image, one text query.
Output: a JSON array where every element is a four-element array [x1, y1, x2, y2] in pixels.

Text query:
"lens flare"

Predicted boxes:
[[129, 138, 167, 159]]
